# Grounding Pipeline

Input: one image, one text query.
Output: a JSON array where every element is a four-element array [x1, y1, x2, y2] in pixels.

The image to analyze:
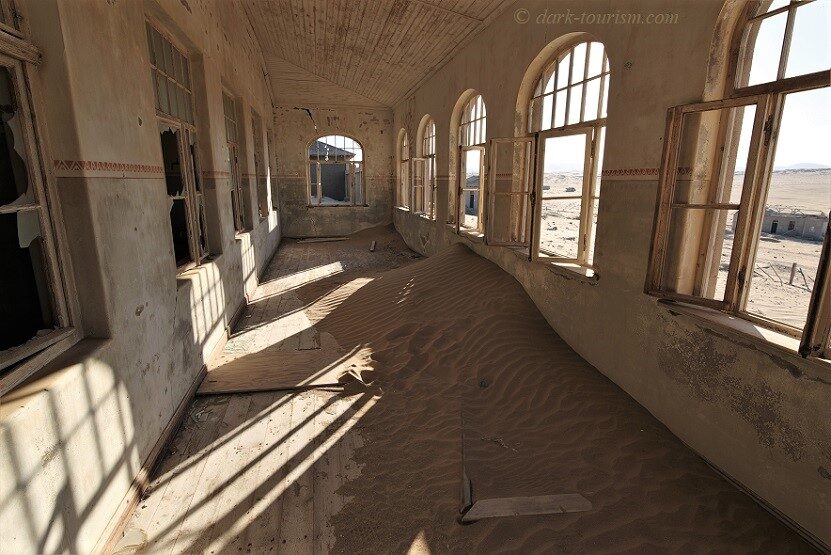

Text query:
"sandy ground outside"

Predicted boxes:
[[539, 169, 828, 326]]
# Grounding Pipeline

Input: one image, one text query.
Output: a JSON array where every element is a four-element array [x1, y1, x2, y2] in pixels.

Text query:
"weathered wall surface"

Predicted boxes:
[[392, 0, 830, 545], [273, 105, 395, 237], [0, 0, 280, 553]]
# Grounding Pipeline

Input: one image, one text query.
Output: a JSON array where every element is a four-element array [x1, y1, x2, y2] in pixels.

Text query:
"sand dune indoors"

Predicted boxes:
[[289, 229, 810, 553]]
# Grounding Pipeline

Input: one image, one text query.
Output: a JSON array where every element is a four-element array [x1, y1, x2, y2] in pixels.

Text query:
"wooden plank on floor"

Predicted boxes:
[[115, 396, 231, 554], [166, 394, 254, 554], [460, 494, 592, 522], [296, 237, 348, 243], [312, 392, 344, 554], [198, 349, 372, 395], [226, 391, 295, 552], [189, 393, 275, 554], [277, 391, 318, 554]]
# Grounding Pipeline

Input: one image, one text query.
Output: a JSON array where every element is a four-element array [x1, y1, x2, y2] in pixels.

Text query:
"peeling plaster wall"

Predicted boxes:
[[392, 0, 830, 545], [272, 105, 395, 237], [0, 0, 281, 552]]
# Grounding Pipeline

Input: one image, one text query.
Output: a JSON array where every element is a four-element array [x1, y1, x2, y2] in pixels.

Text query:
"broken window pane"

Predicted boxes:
[[1, 211, 55, 351], [0, 67, 33, 208], [159, 123, 193, 266], [169, 199, 190, 266], [159, 125, 184, 197]]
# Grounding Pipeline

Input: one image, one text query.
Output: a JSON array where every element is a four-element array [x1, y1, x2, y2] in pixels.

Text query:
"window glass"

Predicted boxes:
[[529, 41, 609, 133]]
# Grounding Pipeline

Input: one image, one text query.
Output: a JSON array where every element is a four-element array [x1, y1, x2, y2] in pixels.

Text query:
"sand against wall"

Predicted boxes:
[[292, 234, 810, 553]]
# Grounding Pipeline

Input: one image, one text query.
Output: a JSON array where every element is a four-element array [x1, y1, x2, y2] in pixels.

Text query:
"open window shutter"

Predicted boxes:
[[485, 137, 535, 257], [645, 96, 768, 310], [411, 158, 426, 214]]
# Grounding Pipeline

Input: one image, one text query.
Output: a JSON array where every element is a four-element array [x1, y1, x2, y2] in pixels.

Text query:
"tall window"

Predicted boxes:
[[148, 23, 208, 269], [398, 129, 410, 208], [647, 0, 830, 358], [454, 94, 486, 232], [223, 92, 245, 231], [251, 109, 267, 220], [1, 14, 77, 390], [530, 40, 608, 268], [415, 117, 436, 219], [307, 135, 364, 206]]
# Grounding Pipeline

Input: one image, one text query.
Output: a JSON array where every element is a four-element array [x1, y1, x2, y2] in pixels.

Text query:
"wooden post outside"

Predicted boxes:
[[789, 262, 797, 285]]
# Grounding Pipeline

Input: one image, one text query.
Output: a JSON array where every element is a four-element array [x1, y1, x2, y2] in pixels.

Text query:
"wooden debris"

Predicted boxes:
[[460, 494, 592, 523], [370, 240, 377, 252], [297, 236, 348, 244], [197, 348, 372, 395]]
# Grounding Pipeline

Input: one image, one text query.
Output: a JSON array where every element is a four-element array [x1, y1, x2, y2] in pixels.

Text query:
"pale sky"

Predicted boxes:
[[543, 0, 830, 173]]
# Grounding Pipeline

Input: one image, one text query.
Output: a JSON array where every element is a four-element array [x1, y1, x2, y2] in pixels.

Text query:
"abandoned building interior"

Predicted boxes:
[[0, 0, 829, 552]]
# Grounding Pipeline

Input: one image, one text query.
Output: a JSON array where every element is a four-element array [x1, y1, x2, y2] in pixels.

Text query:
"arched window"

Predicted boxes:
[[647, 0, 830, 357], [452, 93, 486, 232], [397, 129, 410, 208], [414, 116, 436, 219], [529, 40, 608, 268], [307, 135, 364, 206]]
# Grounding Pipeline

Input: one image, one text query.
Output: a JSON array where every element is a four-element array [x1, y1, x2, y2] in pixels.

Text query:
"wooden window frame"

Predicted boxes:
[[521, 40, 609, 270], [532, 125, 603, 267], [646, 47, 831, 357], [147, 22, 194, 125], [452, 95, 487, 233], [485, 136, 536, 256], [456, 144, 486, 234], [251, 109, 268, 221], [529, 40, 609, 134], [158, 117, 208, 272], [148, 20, 208, 271], [0, 29, 81, 394], [398, 130, 410, 209], [419, 118, 437, 219], [306, 135, 365, 207], [222, 91, 246, 232]]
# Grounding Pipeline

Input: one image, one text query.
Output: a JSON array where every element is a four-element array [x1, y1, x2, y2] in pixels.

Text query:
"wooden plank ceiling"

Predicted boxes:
[[242, 0, 514, 108]]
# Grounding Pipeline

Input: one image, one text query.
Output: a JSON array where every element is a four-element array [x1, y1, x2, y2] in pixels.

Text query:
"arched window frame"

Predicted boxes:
[[526, 40, 609, 269], [306, 134, 364, 207], [413, 116, 436, 219], [646, 0, 831, 358], [451, 94, 487, 233], [397, 129, 410, 209]]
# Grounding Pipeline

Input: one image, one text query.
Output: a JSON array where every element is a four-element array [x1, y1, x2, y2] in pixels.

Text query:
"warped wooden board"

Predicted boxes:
[[198, 348, 372, 395], [296, 236, 348, 244], [460, 494, 592, 523]]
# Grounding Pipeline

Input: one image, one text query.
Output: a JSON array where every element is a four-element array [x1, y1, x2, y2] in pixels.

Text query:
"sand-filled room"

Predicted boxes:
[[0, 0, 829, 553]]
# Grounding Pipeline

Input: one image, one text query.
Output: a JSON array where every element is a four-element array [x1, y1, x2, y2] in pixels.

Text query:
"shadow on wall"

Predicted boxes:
[[0, 215, 280, 553]]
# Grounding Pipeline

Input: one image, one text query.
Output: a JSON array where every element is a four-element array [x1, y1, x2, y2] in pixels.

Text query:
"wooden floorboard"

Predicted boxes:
[[197, 348, 372, 395]]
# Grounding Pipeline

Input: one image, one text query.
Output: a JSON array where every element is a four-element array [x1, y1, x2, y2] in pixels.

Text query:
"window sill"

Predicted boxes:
[[1, 327, 81, 397], [535, 257, 599, 283], [658, 299, 831, 375], [307, 203, 369, 208], [459, 228, 485, 243]]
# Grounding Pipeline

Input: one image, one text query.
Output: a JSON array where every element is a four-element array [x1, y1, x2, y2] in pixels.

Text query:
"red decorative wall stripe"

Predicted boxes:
[[53, 159, 163, 174]]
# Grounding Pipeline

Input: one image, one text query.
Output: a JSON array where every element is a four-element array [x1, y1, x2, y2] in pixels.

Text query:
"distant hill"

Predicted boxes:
[[775, 163, 831, 171]]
